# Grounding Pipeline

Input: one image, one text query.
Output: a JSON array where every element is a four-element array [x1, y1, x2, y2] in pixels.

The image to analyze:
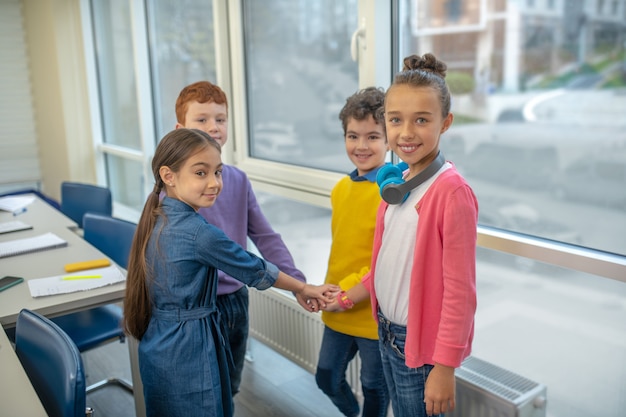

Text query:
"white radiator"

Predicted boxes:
[[248, 288, 361, 392], [249, 289, 547, 417], [448, 356, 547, 417]]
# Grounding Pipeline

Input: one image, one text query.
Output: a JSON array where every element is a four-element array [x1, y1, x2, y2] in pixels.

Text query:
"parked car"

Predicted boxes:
[[252, 122, 302, 161], [322, 101, 344, 139], [439, 133, 466, 167], [478, 196, 582, 271], [479, 196, 582, 244], [256, 191, 330, 226], [553, 152, 626, 210], [464, 142, 559, 190]]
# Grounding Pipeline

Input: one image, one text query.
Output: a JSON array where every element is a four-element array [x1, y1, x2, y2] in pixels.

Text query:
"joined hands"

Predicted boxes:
[[295, 285, 340, 312]]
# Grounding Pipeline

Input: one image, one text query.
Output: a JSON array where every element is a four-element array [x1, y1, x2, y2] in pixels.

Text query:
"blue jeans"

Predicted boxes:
[[316, 326, 389, 417], [216, 286, 249, 396], [377, 311, 443, 417]]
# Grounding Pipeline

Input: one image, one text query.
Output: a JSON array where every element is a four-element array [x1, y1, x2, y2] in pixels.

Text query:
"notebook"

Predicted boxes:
[[0, 232, 68, 259], [0, 220, 33, 235]]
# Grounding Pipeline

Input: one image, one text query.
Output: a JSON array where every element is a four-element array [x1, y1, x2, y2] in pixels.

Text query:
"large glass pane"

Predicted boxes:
[[146, 0, 217, 139], [474, 248, 626, 417], [104, 154, 145, 211], [257, 187, 626, 417], [255, 190, 332, 284], [242, 0, 359, 171], [90, 1, 141, 150], [397, 3, 626, 417], [398, 0, 626, 255]]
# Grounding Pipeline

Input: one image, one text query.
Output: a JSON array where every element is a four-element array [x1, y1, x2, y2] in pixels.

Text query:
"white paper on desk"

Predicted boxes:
[[0, 195, 35, 213], [27, 266, 126, 298], [0, 220, 33, 234]]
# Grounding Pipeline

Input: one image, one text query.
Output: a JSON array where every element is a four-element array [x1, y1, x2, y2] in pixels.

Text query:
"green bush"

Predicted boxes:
[[447, 71, 475, 94]]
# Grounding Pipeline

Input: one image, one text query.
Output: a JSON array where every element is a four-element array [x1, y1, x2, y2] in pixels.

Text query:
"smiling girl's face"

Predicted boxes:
[[384, 84, 453, 177], [161, 145, 223, 211]]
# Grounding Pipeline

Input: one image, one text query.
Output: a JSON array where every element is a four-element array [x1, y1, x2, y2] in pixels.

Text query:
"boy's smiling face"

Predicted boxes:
[[344, 115, 388, 177], [177, 100, 229, 147]]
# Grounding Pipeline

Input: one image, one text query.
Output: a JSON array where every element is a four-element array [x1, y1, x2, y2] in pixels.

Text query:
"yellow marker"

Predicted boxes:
[[64, 258, 111, 272], [62, 275, 103, 281]]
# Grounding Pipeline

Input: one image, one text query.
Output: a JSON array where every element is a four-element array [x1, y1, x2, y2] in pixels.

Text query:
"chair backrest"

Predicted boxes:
[[61, 182, 112, 228], [15, 309, 87, 417], [83, 212, 137, 269]]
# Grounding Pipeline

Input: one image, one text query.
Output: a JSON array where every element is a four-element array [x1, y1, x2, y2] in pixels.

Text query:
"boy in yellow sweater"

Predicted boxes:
[[316, 87, 390, 417]]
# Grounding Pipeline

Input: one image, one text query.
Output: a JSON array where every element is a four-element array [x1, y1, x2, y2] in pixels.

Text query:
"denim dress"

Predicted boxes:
[[139, 197, 277, 417]]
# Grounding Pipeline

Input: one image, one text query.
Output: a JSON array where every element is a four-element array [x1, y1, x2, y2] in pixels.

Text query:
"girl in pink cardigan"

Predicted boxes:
[[325, 53, 478, 417]]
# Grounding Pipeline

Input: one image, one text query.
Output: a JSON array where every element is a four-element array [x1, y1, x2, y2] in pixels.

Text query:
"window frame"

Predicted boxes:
[[81, 0, 157, 218], [223, 0, 392, 208], [80, 0, 626, 283]]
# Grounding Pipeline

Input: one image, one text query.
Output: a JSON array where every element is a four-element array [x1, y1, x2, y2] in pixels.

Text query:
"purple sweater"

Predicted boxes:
[[197, 164, 306, 295]]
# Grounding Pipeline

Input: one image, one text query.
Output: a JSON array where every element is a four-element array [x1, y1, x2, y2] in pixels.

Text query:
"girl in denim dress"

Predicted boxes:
[[123, 129, 337, 417]]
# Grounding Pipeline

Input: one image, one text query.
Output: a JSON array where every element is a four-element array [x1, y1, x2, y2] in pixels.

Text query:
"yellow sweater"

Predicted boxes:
[[321, 174, 381, 339]]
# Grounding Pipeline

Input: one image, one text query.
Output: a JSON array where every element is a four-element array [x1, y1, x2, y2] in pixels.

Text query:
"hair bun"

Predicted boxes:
[[402, 53, 447, 78]]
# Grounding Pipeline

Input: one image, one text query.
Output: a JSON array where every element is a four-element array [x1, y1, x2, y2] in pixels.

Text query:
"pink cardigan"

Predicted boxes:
[[363, 166, 478, 368]]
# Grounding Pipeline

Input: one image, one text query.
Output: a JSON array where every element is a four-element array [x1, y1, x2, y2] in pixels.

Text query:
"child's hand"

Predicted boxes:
[[424, 363, 456, 415], [296, 293, 321, 312], [320, 296, 343, 312], [324, 289, 341, 299], [298, 284, 339, 310]]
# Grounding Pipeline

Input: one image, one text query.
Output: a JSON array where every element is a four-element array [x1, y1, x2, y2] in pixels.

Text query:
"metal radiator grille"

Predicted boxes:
[[450, 356, 547, 417], [457, 356, 542, 402], [248, 289, 362, 393], [249, 289, 546, 417]]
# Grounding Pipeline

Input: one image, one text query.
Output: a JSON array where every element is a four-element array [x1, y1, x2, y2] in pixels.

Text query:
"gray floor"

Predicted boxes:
[[82, 340, 135, 417], [83, 337, 345, 417]]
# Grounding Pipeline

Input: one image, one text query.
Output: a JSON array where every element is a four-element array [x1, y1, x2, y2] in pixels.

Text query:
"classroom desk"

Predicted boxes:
[[0, 194, 130, 414], [0, 196, 125, 327], [0, 326, 47, 416]]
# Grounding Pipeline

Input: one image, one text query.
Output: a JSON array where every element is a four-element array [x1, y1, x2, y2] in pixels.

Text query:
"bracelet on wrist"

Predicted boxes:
[[337, 290, 354, 310]]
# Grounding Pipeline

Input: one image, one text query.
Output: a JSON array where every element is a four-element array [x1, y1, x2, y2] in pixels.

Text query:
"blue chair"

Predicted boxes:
[[83, 212, 136, 270], [15, 309, 93, 417], [61, 182, 112, 228], [50, 213, 136, 394]]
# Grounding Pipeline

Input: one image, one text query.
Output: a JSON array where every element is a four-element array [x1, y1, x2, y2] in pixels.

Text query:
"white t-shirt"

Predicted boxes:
[[374, 162, 450, 325]]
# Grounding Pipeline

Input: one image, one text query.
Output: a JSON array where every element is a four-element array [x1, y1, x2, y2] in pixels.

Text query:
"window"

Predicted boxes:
[[146, 0, 217, 139], [241, 0, 359, 172], [88, 1, 147, 210], [398, 2, 626, 416], [555, 152, 626, 209], [445, 0, 463, 21], [473, 248, 626, 416], [398, 0, 626, 255], [81, 3, 626, 415], [86, 0, 218, 212], [90, 1, 141, 151]]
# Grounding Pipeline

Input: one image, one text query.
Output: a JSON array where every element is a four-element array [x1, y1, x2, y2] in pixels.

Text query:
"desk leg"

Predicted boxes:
[[128, 336, 146, 417]]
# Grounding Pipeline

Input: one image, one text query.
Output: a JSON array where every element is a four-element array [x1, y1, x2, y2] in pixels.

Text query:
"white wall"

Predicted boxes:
[[22, 0, 95, 201]]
